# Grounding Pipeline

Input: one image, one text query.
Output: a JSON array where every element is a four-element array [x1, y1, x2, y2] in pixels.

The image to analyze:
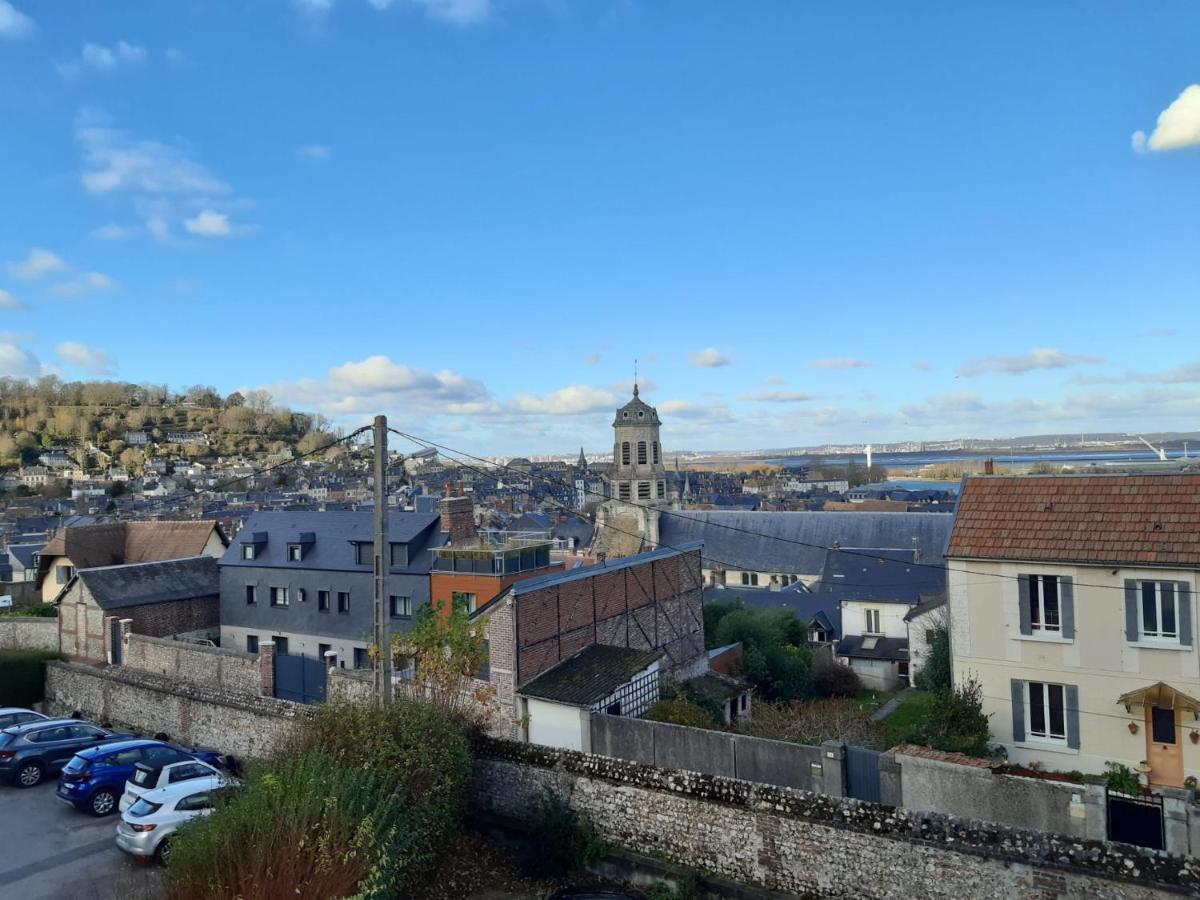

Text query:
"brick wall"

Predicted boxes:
[[0, 616, 59, 652], [123, 595, 219, 639], [473, 740, 1196, 899], [123, 633, 260, 696]]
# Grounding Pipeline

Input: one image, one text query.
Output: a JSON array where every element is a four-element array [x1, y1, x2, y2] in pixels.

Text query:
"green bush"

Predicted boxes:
[[522, 790, 606, 879], [914, 625, 951, 692], [813, 660, 862, 698], [646, 697, 721, 729], [703, 598, 744, 649], [715, 608, 813, 701], [913, 677, 992, 757], [0, 650, 64, 707], [167, 700, 474, 900], [1103, 761, 1141, 795], [0, 605, 58, 618]]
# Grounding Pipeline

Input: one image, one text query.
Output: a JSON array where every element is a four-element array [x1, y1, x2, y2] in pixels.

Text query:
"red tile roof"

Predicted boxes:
[[946, 474, 1200, 567]]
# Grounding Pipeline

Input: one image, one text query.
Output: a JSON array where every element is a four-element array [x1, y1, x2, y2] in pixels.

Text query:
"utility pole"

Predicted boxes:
[[372, 414, 393, 705]]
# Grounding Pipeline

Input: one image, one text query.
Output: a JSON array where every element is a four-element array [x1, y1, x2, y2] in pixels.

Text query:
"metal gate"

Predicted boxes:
[[1106, 790, 1165, 850], [274, 653, 327, 705], [845, 745, 882, 803], [110, 619, 122, 665]]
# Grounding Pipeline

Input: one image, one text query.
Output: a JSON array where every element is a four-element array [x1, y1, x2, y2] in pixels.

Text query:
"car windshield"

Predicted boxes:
[[128, 798, 162, 817], [63, 756, 90, 773]]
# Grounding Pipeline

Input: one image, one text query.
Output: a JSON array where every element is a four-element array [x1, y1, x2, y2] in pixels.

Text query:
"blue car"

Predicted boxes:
[[56, 739, 226, 817]]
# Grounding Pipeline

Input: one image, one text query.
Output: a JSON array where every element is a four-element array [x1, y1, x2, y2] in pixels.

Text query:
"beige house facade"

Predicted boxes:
[[947, 473, 1200, 788]]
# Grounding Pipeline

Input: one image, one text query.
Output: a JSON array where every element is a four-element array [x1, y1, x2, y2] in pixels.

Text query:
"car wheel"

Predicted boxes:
[[153, 839, 172, 866], [15, 762, 43, 788], [89, 788, 117, 816]]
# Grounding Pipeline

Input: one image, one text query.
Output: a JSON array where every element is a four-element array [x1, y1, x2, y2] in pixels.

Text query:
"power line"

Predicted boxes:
[[387, 427, 1176, 596]]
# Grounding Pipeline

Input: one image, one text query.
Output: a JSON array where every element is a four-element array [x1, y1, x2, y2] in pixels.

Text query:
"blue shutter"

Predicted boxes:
[[1060, 577, 1075, 640], [1011, 679, 1025, 742], [1178, 582, 1193, 648], [1124, 580, 1138, 643], [1065, 685, 1081, 750], [1018, 575, 1032, 635]]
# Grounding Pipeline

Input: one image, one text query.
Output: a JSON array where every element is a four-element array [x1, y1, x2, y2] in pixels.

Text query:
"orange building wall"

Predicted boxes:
[[430, 565, 564, 619]]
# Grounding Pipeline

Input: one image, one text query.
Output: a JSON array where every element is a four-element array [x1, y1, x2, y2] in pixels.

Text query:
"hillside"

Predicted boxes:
[[0, 378, 332, 475]]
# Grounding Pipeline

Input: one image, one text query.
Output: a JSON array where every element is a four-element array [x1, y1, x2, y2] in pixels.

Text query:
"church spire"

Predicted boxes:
[[577, 446, 587, 470], [633, 357, 639, 397]]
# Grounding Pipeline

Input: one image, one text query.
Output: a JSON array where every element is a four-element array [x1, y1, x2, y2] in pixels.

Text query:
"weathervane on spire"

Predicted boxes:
[[633, 358, 639, 397]]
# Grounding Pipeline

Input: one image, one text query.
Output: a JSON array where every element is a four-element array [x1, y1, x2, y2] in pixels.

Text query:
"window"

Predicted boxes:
[[637, 441, 647, 465], [296, 588, 306, 603], [390, 543, 408, 567], [175, 792, 213, 813], [318, 643, 331, 660], [621, 442, 630, 465], [740, 572, 759, 586], [653, 441, 660, 464], [637, 481, 651, 499], [355, 543, 373, 566], [245, 585, 256, 606], [618, 482, 631, 501], [56, 564, 75, 585], [287, 544, 302, 561], [269, 587, 289, 607], [925, 629, 937, 644], [169, 762, 212, 783], [241, 544, 255, 560], [453, 591, 477, 614], [1026, 681, 1067, 743], [246, 635, 259, 654], [1029, 575, 1061, 633], [274, 636, 289, 654], [337, 591, 350, 614], [1140, 580, 1179, 642], [390, 595, 412, 618], [657, 480, 665, 498], [865, 609, 881, 634], [1152, 706, 1177, 744], [353, 647, 369, 669], [318, 590, 330, 612]]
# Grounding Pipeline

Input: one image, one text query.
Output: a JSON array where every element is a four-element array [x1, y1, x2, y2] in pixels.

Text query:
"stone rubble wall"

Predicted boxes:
[[472, 738, 1199, 899], [123, 632, 261, 696], [0, 616, 59, 652]]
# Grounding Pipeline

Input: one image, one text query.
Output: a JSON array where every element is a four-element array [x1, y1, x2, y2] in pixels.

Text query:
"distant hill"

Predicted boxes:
[[0, 378, 333, 475]]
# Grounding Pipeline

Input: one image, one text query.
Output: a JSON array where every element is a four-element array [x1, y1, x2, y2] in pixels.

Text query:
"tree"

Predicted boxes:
[[391, 597, 492, 723], [914, 676, 992, 757], [223, 391, 245, 409], [703, 597, 745, 648], [915, 622, 952, 692], [715, 608, 813, 701]]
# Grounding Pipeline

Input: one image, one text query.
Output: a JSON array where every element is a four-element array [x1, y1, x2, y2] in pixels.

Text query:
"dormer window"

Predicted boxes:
[[287, 545, 302, 562], [355, 542, 373, 566], [242, 545, 256, 560], [390, 543, 408, 567]]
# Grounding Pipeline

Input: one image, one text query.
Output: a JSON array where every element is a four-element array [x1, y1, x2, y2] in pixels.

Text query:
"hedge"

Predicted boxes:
[[0, 650, 65, 707]]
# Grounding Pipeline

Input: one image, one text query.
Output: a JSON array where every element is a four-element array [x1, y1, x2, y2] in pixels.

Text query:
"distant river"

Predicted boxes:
[[767, 449, 1197, 469]]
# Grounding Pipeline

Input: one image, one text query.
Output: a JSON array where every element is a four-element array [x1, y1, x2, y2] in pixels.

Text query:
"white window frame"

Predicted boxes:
[[270, 586, 289, 607], [287, 544, 302, 561], [865, 608, 881, 635], [241, 544, 255, 560], [1030, 574, 1061, 635], [1025, 681, 1067, 745], [1138, 580, 1180, 644]]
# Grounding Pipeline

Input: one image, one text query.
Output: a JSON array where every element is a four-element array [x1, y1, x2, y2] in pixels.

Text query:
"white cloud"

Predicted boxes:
[[409, 0, 491, 24], [49, 272, 118, 298], [0, 289, 25, 310], [296, 144, 331, 162], [510, 385, 617, 415], [60, 41, 147, 79], [56, 341, 115, 375], [688, 347, 731, 368], [92, 223, 135, 241], [7, 249, 67, 280], [0, 339, 40, 378], [1133, 85, 1200, 153], [740, 391, 815, 403], [956, 347, 1104, 378], [0, 1, 34, 39], [808, 357, 871, 370], [184, 210, 231, 237]]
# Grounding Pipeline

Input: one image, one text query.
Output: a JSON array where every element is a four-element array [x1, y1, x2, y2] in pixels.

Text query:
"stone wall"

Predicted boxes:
[[123, 632, 261, 696], [472, 739, 1197, 899], [0, 616, 59, 652], [44, 660, 307, 760]]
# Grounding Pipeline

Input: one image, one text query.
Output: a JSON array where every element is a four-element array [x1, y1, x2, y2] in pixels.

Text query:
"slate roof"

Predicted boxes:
[[517, 643, 661, 705], [613, 385, 661, 426], [836, 634, 909, 661], [658, 511, 954, 575], [220, 511, 445, 574], [703, 584, 842, 634], [552, 516, 595, 549], [904, 595, 947, 622], [813, 548, 945, 606], [507, 542, 703, 598], [71, 556, 218, 610], [7, 543, 42, 570], [37, 520, 226, 587], [946, 473, 1200, 567]]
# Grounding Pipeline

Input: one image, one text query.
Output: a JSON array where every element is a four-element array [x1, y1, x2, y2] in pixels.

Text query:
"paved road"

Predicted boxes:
[[0, 779, 162, 900]]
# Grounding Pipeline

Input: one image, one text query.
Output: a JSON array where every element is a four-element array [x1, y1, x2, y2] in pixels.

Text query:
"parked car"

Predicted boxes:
[[0, 708, 47, 730], [0, 719, 136, 788], [57, 739, 225, 816], [119, 756, 227, 813], [115, 775, 235, 865]]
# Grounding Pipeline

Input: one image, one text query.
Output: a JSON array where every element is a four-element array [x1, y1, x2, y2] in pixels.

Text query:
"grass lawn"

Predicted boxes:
[[882, 689, 936, 745]]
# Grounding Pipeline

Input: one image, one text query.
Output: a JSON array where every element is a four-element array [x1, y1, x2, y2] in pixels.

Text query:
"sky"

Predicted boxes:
[[1, 1, 1199, 456]]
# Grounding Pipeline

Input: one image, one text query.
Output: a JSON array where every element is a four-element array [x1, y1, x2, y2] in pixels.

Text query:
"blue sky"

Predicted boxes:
[[1, 1, 1199, 455]]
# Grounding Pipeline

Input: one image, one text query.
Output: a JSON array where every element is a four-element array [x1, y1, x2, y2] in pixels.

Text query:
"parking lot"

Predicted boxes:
[[0, 780, 163, 900]]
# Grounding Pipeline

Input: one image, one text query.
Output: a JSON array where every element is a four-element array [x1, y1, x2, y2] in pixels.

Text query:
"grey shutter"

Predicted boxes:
[[1124, 580, 1138, 643], [1010, 679, 1025, 742], [1178, 582, 1193, 647], [1065, 684, 1081, 750], [1060, 577, 1075, 640], [1018, 574, 1032, 635]]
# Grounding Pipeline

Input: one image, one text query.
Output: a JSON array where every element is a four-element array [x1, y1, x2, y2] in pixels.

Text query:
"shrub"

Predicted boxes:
[[703, 598, 744, 649], [813, 660, 862, 698], [0, 650, 64, 707], [521, 790, 606, 879], [0, 604, 57, 618], [717, 607, 814, 701], [913, 677, 992, 757], [914, 625, 951, 692], [646, 697, 720, 729], [1103, 761, 1141, 795], [741, 698, 890, 749]]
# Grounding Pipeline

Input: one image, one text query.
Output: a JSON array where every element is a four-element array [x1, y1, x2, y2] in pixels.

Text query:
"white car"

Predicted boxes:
[[115, 775, 234, 864], [119, 758, 225, 813]]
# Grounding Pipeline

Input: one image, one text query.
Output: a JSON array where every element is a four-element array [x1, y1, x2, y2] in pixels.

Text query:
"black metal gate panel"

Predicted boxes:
[[1106, 790, 1165, 850], [110, 619, 122, 665], [274, 653, 327, 704], [845, 745, 882, 803]]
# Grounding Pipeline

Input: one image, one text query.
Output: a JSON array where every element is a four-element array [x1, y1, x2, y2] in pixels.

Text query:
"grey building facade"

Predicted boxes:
[[218, 510, 446, 667]]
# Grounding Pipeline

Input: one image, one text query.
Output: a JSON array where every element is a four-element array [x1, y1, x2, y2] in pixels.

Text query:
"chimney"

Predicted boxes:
[[439, 487, 475, 544], [983, 458, 995, 475]]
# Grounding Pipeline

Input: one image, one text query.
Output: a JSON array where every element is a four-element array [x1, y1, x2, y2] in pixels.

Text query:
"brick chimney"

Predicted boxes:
[[439, 482, 475, 544], [983, 458, 995, 475]]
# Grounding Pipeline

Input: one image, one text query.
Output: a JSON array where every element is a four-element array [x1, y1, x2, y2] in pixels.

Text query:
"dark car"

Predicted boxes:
[[0, 708, 47, 730], [0, 719, 136, 788], [56, 739, 226, 817]]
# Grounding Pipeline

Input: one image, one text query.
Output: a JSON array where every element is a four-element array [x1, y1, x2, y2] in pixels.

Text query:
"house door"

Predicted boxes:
[[1146, 705, 1184, 787]]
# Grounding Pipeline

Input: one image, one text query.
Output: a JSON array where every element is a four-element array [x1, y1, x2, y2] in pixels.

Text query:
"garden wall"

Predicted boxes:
[[0, 616, 59, 652], [473, 739, 1196, 899], [123, 632, 261, 696]]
